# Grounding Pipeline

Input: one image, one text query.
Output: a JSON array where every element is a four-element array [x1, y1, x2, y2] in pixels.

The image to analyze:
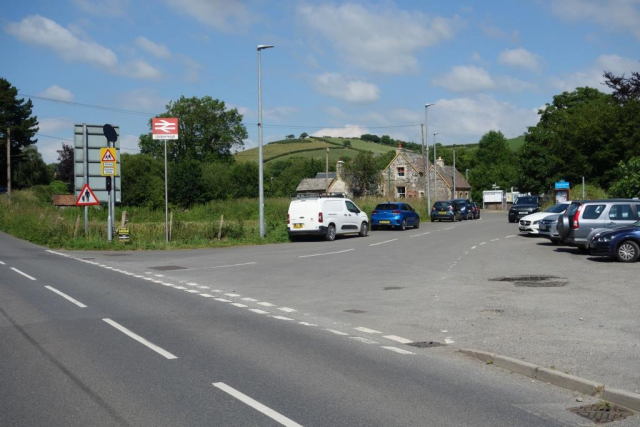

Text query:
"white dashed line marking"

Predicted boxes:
[[154, 274, 164, 277], [491, 238, 500, 241], [369, 239, 398, 247], [471, 246, 477, 250], [10, 267, 36, 281], [174, 286, 187, 290], [272, 316, 293, 321], [200, 294, 214, 297], [186, 282, 198, 286], [382, 346, 414, 355], [350, 337, 378, 344], [0, 260, 7, 264], [445, 337, 455, 344], [479, 242, 486, 245], [299, 249, 354, 258], [383, 335, 413, 344], [258, 302, 275, 307], [181, 262, 257, 271], [185, 289, 200, 293], [505, 235, 516, 238], [231, 303, 248, 308], [214, 298, 231, 303], [299, 322, 317, 326], [326, 329, 349, 336], [198, 286, 209, 289], [103, 318, 177, 360], [45, 286, 87, 308], [242, 298, 258, 302], [225, 293, 241, 298], [354, 327, 382, 334], [278, 307, 297, 313], [249, 309, 270, 314]]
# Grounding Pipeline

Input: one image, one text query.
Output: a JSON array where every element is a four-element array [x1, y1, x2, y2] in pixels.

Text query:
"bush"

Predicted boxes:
[[49, 180, 68, 194], [571, 183, 608, 200]]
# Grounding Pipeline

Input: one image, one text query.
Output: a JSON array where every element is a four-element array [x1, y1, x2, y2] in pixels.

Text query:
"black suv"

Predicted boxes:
[[508, 196, 541, 223]]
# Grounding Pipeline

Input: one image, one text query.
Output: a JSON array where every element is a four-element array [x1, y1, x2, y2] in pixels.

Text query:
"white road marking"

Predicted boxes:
[[242, 298, 258, 302], [299, 322, 317, 326], [471, 246, 477, 250], [249, 309, 270, 314], [382, 346, 414, 355], [45, 286, 87, 308], [198, 286, 209, 289], [185, 289, 200, 293], [272, 316, 293, 321], [133, 275, 143, 278], [326, 329, 349, 336], [350, 337, 378, 344], [154, 274, 164, 277], [186, 282, 198, 286], [212, 382, 303, 427], [299, 249, 354, 258], [143, 277, 154, 281], [161, 282, 173, 287], [145, 271, 152, 274], [369, 239, 398, 247], [102, 318, 177, 360], [464, 251, 469, 255], [200, 294, 214, 297], [225, 293, 241, 297], [181, 262, 257, 271], [491, 238, 500, 242], [505, 235, 516, 238], [214, 298, 231, 303], [0, 260, 5, 265], [479, 242, 486, 245], [231, 303, 248, 308], [354, 327, 382, 334], [441, 330, 448, 333], [445, 337, 455, 344], [258, 302, 275, 307], [383, 335, 413, 344], [278, 307, 297, 313], [174, 286, 187, 290], [410, 232, 431, 238], [10, 267, 36, 281]]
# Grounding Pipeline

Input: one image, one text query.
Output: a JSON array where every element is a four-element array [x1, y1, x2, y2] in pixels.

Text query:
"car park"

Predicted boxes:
[[431, 200, 462, 222], [508, 195, 541, 223], [287, 194, 369, 241], [556, 199, 640, 252], [589, 221, 640, 262], [519, 202, 571, 235], [371, 202, 420, 230], [451, 198, 474, 220]]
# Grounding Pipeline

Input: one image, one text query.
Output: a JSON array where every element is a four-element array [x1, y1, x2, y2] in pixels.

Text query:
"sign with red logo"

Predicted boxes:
[[152, 118, 179, 140]]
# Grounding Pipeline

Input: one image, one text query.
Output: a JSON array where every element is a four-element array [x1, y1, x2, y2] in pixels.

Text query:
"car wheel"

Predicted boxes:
[[400, 219, 406, 231], [325, 224, 336, 241], [359, 222, 369, 237], [616, 240, 640, 263], [414, 218, 420, 229]]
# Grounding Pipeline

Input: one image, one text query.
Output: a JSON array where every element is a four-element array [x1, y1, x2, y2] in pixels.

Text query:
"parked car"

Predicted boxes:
[[451, 198, 474, 220], [589, 221, 640, 262], [431, 200, 462, 222], [538, 214, 564, 244], [508, 195, 541, 223], [287, 194, 369, 241], [519, 202, 571, 235], [470, 202, 481, 219], [371, 202, 420, 230], [556, 199, 640, 252]]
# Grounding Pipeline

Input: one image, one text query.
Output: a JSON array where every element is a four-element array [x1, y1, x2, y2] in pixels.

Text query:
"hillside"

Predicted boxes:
[[234, 137, 400, 164]]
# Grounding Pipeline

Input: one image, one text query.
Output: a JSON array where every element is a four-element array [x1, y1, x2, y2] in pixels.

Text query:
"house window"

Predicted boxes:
[[396, 187, 406, 198], [397, 167, 405, 177]]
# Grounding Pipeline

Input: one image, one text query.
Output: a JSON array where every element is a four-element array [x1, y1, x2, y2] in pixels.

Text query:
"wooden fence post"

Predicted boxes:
[[218, 215, 224, 240]]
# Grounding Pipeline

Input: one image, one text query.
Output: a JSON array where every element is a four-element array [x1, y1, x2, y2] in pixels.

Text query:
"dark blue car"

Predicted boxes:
[[371, 202, 420, 231], [589, 221, 640, 262]]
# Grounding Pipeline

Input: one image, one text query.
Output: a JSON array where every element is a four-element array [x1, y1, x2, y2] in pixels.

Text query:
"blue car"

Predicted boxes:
[[451, 198, 474, 220], [371, 202, 420, 231], [589, 221, 640, 262]]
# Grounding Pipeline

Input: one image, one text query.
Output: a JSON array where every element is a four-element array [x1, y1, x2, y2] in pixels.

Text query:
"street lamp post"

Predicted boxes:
[[424, 103, 434, 210], [433, 132, 440, 201], [452, 144, 456, 199], [257, 44, 274, 238]]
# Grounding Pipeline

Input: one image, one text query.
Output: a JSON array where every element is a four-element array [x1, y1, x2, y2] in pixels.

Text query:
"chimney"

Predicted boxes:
[[396, 141, 404, 154], [437, 156, 445, 167], [336, 160, 344, 179]]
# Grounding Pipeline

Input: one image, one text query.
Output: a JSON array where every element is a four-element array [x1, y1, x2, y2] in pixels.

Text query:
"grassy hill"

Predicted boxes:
[[234, 137, 399, 164]]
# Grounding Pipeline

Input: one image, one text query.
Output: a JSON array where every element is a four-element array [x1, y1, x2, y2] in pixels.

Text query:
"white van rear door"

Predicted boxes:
[[289, 200, 319, 231]]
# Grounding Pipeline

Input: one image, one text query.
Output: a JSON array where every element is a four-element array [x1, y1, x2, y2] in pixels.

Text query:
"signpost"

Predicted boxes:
[[152, 118, 179, 243]]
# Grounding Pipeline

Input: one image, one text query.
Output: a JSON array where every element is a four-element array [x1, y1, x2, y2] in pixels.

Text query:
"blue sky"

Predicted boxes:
[[2, 0, 639, 163]]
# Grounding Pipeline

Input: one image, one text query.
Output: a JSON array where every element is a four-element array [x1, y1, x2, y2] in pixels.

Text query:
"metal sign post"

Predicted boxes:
[[103, 125, 118, 242], [152, 118, 179, 244]]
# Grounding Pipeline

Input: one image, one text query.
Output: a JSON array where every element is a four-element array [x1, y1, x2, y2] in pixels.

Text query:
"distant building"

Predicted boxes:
[[296, 161, 350, 196]]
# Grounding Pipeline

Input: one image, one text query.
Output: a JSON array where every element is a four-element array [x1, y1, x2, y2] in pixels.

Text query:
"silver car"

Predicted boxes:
[[556, 199, 640, 252]]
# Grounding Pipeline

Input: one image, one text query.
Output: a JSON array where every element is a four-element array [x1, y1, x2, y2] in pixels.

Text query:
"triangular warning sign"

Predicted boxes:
[[76, 183, 101, 206], [102, 149, 116, 162]]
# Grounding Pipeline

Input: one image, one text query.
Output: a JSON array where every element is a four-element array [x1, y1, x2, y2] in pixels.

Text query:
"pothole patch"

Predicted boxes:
[[490, 275, 568, 288], [481, 309, 504, 315], [383, 286, 404, 291], [407, 341, 444, 348], [568, 403, 634, 424], [344, 309, 366, 314], [149, 265, 187, 271]]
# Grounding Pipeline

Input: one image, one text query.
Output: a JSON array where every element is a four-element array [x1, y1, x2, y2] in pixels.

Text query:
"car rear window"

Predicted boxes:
[[434, 202, 451, 209], [582, 204, 605, 220], [515, 196, 538, 205], [375, 204, 398, 210]]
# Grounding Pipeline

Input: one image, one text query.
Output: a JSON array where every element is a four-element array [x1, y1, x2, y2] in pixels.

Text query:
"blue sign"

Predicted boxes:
[[555, 181, 570, 189]]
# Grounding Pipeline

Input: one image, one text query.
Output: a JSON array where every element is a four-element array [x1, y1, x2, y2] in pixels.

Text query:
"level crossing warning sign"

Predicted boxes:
[[76, 183, 100, 206]]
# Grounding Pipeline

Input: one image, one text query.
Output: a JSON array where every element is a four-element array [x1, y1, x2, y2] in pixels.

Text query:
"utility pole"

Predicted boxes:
[[6, 128, 10, 204], [325, 147, 329, 192], [420, 123, 426, 200], [424, 103, 434, 210], [433, 132, 440, 201], [453, 144, 456, 198]]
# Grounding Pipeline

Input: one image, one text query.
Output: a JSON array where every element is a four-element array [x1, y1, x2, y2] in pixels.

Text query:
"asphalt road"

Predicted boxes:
[[1, 212, 638, 426]]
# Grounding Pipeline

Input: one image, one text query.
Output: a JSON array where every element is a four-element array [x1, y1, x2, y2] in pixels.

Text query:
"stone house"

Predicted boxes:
[[381, 143, 471, 201], [295, 160, 350, 196]]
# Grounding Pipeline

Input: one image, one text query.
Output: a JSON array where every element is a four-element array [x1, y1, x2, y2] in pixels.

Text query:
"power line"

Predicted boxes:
[[20, 93, 155, 116]]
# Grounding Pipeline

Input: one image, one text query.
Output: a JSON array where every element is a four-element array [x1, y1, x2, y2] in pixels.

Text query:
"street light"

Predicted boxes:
[[257, 44, 274, 238], [424, 103, 434, 210], [452, 144, 456, 199], [433, 132, 440, 200]]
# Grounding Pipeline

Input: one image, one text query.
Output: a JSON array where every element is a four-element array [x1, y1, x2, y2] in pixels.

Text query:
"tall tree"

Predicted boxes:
[[343, 151, 382, 196], [13, 146, 51, 188], [468, 131, 517, 200], [56, 143, 74, 184], [139, 96, 247, 162], [0, 78, 39, 188]]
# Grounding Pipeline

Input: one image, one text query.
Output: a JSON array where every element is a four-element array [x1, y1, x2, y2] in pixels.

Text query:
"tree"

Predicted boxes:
[[609, 157, 640, 198], [380, 135, 394, 146], [56, 143, 74, 184], [139, 96, 247, 162], [120, 153, 165, 208], [604, 67, 640, 103], [360, 134, 380, 143], [285, 134, 295, 140], [169, 159, 207, 207], [13, 146, 51, 188], [0, 78, 39, 188], [299, 132, 308, 139], [467, 131, 517, 200], [343, 151, 382, 196]]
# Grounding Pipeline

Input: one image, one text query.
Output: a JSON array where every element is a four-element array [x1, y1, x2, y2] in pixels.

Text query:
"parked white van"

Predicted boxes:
[[287, 194, 369, 241]]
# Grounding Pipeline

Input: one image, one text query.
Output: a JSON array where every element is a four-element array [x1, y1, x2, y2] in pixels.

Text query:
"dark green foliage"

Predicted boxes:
[[49, 180, 68, 194], [169, 159, 207, 207], [121, 153, 165, 209], [0, 78, 39, 188], [56, 143, 74, 184], [139, 96, 247, 162], [265, 158, 324, 197], [360, 134, 380, 143], [13, 146, 51, 188], [466, 131, 517, 200], [299, 132, 308, 139], [228, 162, 259, 198], [609, 157, 640, 198], [343, 151, 382, 196]]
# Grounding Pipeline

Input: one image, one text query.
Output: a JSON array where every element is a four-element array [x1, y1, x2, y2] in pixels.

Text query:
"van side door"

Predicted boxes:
[[343, 200, 361, 231]]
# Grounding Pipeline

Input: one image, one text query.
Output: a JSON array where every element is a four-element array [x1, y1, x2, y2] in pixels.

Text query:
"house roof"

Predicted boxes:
[[296, 178, 334, 192], [436, 165, 470, 189], [315, 172, 337, 179], [382, 149, 471, 190]]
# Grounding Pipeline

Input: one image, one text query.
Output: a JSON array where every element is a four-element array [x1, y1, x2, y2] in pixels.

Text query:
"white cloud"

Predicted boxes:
[[498, 48, 541, 72], [597, 54, 640, 74], [315, 73, 380, 103], [550, 53, 640, 92], [39, 85, 74, 102], [312, 124, 371, 139], [6, 15, 161, 80], [39, 118, 74, 134], [551, 0, 640, 40], [72, 0, 129, 17], [120, 134, 140, 153], [481, 25, 520, 43], [118, 88, 167, 113], [135, 36, 171, 59], [433, 65, 495, 92], [165, 0, 258, 33], [298, 3, 458, 74], [264, 107, 298, 122]]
